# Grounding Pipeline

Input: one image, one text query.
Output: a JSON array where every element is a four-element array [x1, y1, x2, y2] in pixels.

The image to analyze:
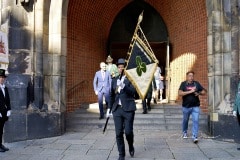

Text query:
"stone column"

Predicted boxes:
[[207, 0, 231, 116], [32, 0, 43, 109], [207, 0, 240, 141], [230, 0, 239, 103], [46, 0, 67, 112]]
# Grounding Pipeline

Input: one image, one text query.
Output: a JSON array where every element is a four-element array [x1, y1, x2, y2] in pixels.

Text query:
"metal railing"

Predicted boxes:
[[67, 80, 88, 99]]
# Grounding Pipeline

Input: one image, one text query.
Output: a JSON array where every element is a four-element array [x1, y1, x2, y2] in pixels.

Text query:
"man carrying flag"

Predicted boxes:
[[107, 58, 136, 160], [105, 12, 158, 159]]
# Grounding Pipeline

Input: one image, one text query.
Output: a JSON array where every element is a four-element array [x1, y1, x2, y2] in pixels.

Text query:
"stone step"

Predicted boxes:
[[66, 123, 207, 131], [68, 111, 208, 119], [66, 118, 207, 126], [66, 104, 208, 132], [88, 101, 182, 110]]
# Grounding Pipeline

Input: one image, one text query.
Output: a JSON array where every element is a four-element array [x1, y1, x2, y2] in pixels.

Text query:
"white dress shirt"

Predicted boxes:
[[0, 84, 5, 97]]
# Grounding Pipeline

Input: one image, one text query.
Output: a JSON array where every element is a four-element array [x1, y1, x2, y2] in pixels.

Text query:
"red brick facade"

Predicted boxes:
[[67, 0, 208, 112]]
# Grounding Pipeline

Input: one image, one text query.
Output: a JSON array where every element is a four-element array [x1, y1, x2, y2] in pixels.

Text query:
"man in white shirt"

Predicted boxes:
[[0, 69, 11, 152], [107, 59, 136, 160], [93, 62, 112, 119]]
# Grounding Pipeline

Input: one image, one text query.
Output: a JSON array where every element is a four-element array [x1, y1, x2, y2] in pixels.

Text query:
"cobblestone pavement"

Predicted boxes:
[[0, 128, 239, 160], [0, 104, 240, 160]]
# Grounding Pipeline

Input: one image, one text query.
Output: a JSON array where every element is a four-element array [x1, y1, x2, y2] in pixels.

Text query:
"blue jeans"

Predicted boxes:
[[182, 106, 200, 138]]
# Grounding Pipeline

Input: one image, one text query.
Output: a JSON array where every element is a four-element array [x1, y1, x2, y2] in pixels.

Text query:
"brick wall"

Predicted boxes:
[[67, 0, 208, 112], [67, 0, 130, 111], [148, 0, 208, 112]]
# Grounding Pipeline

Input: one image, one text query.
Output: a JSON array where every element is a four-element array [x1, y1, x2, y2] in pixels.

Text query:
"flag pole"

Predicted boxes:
[[166, 37, 170, 103], [125, 11, 144, 64]]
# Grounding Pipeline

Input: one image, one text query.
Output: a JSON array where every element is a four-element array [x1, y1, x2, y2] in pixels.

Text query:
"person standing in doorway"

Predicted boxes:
[[153, 66, 161, 103], [142, 79, 156, 114], [106, 55, 119, 78], [178, 71, 206, 143], [159, 75, 164, 101], [107, 58, 136, 160], [0, 69, 11, 152], [93, 62, 111, 119]]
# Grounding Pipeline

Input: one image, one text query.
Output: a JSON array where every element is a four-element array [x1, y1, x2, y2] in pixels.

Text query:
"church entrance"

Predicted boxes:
[[107, 0, 169, 101], [66, 0, 208, 112]]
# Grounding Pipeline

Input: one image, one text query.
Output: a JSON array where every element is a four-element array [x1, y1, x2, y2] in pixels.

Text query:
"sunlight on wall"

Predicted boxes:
[[169, 52, 197, 101]]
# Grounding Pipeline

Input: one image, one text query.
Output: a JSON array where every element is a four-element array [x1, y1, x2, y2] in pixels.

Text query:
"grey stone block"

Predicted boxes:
[[33, 75, 43, 108], [10, 6, 28, 27], [8, 50, 31, 74], [9, 28, 31, 49], [42, 54, 53, 75], [52, 54, 61, 75], [210, 115, 240, 143], [4, 112, 27, 142], [6, 74, 30, 109], [27, 112, 63, 139]]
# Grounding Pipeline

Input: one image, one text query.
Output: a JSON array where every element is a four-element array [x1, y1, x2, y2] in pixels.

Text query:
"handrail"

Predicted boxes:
[[67, 80, 88, 93]]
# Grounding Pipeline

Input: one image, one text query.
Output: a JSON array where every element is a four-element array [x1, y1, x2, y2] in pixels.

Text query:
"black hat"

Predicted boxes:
[[116, 58, 125, 66], [0, 69, 6, 77]]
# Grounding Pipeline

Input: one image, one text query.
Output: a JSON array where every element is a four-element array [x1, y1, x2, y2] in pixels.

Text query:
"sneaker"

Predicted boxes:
[[182, 133, 188, 139], [193, 137, 198, 143]]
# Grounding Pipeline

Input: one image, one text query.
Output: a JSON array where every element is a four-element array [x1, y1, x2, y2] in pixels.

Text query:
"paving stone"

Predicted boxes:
[[173, 152, 208, 160], [40, 148, 65, 155], [2, 106, 240, 160], [136, 148, 174, 159], [29, 154, 64, 160], [42, 143, 70, 150], [201, 148, 233, 159], [86, 149, 111, 156], [67, 144, 91, 150]]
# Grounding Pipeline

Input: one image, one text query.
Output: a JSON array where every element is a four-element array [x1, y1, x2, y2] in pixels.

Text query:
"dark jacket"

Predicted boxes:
[[145, 80, 156, 99], [109, 76, 136, 112], [0, 87, 11, 121]]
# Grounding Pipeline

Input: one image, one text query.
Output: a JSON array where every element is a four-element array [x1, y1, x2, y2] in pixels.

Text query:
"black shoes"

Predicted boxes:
[[129, 146, 135, 157], [142, 111, 147, 114], [118, 157, 125, 160], [0, 147, 5, 152], [99, 116, 104, 120], [0, 144, 9, 152], [148, 106, 151, 111]]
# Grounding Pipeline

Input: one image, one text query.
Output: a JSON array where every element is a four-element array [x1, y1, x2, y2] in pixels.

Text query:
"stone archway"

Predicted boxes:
[[46, 0, 68, 112], [65, 0, 208, 111], [108, 0, 169, 100], [0, 0, 219, 143]]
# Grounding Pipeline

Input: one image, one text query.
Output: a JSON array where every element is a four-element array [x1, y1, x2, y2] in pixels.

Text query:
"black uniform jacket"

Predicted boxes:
[[0, 87, 11, 121], [109, 76, 136, 112]]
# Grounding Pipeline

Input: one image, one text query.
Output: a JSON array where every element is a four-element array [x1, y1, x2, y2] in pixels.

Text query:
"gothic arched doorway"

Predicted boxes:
[[107, 0, 169, 100]]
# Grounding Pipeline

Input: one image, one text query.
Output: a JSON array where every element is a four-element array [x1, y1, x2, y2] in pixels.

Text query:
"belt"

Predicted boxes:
[[117, 105, 122, 108]]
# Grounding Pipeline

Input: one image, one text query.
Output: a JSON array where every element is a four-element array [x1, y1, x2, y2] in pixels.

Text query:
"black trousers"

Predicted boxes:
[[0, 118, 6, 145], [142, 98, 151, 112], [113, 107, 135, 157]]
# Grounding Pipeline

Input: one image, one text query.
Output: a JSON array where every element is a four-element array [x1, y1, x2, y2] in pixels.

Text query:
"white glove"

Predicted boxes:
[[0, 113, 2, 117], [95, 91, 98, 95], [106, 109, 112, 118], [233, 111, 237, 117], [117, 79, 125, 89], [7, 110, 11, 117]]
